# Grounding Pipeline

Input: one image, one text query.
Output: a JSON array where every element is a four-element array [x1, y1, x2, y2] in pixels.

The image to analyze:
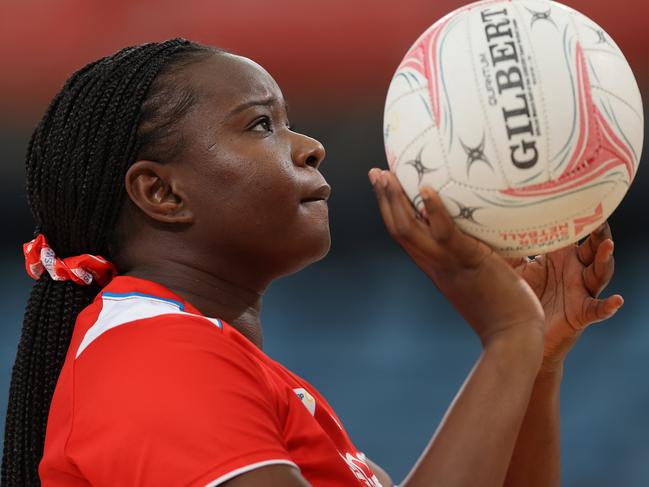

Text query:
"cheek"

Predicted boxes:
[[246, 171, 303, 236], [194, 151, 300, 232]]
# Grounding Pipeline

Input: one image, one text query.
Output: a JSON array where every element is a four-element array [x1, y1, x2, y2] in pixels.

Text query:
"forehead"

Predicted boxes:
[[185, 52, 283, 114]]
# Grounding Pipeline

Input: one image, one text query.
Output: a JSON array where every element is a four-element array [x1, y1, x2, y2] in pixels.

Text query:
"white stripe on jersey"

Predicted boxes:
[[75, 292, 222, 359]]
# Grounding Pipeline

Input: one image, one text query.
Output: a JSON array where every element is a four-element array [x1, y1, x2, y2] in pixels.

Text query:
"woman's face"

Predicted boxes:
[[170, 52, 330, 282]]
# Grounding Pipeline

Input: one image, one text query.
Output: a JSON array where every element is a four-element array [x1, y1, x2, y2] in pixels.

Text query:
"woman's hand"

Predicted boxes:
[[506, 222, 623, 370], [369, 169, 545, 348], [370, 169, 549, 487]]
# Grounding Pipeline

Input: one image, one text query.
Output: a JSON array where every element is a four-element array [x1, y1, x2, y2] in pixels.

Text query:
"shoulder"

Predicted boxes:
[[63, 294, 297, 487], [75, 291, 223, 357], [72, 291, 265, 390], [69, 293, 282, 439]]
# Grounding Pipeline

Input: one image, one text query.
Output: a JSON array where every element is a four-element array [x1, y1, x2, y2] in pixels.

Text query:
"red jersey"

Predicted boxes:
[[39, 276, 384, 486]]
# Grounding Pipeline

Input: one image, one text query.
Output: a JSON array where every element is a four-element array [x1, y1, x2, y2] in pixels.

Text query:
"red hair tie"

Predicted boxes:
[[23, 234, 117, 287]]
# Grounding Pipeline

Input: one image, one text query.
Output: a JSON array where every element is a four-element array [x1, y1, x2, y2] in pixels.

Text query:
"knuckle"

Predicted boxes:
[[393, 220, 413, 240], [386, 224, 403, 241], [434, 222, 456, 244], [436, 228, 454, 243]]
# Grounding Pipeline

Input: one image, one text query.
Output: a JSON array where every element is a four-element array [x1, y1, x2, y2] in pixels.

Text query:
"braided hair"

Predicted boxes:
[[2, 38, 220, 486]]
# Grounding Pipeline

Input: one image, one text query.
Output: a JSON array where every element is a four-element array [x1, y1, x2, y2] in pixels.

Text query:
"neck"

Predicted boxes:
[[123, 260, 265, 349]]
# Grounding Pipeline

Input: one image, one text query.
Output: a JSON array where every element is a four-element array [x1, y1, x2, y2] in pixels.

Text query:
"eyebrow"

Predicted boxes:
[[226, 96, 289, 118]]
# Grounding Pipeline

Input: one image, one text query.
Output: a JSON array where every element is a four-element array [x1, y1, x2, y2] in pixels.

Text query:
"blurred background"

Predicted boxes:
[[1, 0, 647, 485]]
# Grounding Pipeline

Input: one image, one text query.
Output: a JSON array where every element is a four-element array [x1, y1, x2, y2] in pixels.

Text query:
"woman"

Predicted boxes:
[[2, 39, 621, 487]]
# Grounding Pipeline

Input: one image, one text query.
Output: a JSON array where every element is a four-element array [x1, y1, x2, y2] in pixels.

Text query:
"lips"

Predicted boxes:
[[301, 184, 331, 203]]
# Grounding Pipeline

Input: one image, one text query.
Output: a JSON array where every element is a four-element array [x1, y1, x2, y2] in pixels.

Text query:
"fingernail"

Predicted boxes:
[[381, 171, 389, 188], [601, 241, 614, 261], [368, 170, 377, 186], [608, 296, 624, 313]]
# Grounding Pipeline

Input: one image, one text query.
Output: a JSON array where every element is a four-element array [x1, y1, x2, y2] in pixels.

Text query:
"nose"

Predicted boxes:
[[292, 132, 326, 170]]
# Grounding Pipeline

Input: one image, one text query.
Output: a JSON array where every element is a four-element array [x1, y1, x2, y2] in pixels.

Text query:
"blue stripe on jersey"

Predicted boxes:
[[102, 292, 185, 311]]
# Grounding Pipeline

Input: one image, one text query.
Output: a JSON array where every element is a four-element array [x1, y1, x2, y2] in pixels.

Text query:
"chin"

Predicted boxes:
[[312, 231, 332, 262], [283, 228, 331, 276]]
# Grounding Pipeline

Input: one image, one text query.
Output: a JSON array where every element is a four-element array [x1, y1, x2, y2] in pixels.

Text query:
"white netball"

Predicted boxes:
[[383, 0, 643, 257]]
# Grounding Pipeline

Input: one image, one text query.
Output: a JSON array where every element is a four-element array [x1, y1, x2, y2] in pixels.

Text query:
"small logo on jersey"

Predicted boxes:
[[293, 388, 316, 416]]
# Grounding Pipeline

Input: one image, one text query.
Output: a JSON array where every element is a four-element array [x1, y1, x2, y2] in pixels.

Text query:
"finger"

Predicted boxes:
[[594, 239, 615, 293], [419, 186, 486, 266], [369, 169, 397, 236], [593, 221, 613, 243], [581, 294, 624, 326], [504, 256, 530, 268], [383, 171, 429, 245], [583, 239, 615, 297], [577, 221, 612, 266], [419, 185, 455, 242]]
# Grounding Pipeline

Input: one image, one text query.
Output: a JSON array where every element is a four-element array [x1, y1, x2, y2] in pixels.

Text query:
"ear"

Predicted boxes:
[[124, 160, 194, 224]]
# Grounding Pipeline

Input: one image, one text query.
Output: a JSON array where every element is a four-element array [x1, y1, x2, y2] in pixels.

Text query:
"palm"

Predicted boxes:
[[507, 223, 622, 363]]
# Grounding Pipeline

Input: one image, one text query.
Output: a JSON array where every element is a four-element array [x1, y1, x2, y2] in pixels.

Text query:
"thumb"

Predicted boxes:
[[581, 294, 624, 326]]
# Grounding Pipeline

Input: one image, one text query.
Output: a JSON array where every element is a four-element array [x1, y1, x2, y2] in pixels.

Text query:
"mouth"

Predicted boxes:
[[301, 184, 331, 204]]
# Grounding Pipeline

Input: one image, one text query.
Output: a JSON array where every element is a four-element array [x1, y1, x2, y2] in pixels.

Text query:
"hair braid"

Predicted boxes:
[[2, 38, 219, 486]]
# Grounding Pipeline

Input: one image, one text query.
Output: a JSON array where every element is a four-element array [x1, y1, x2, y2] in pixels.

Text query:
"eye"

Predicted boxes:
[[250, 116, 272, 133]]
